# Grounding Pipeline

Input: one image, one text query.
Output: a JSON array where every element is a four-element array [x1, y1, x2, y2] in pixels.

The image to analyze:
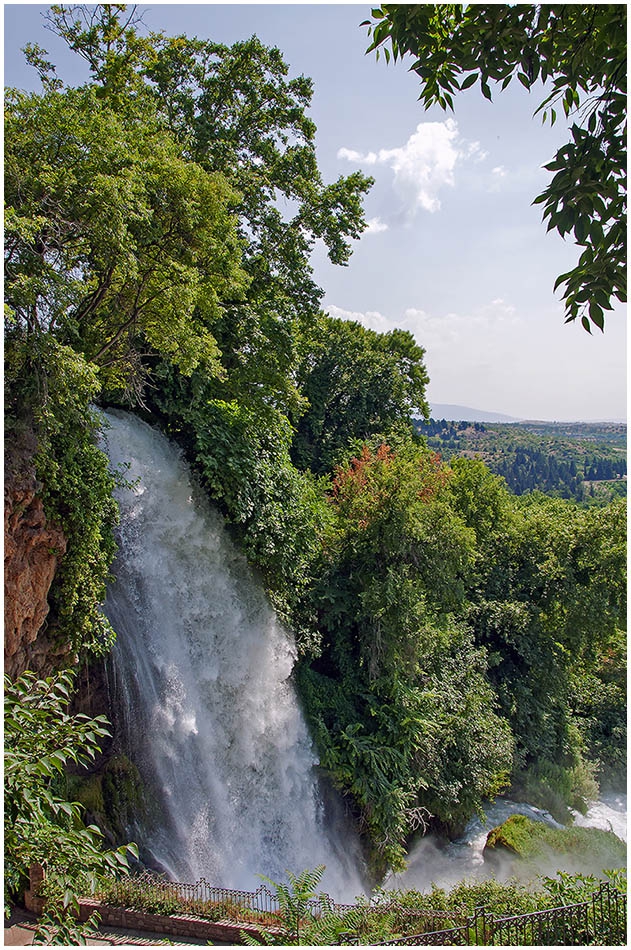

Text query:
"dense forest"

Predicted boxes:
[[414, 419, 627, 502], [4, 4, 626, 936]]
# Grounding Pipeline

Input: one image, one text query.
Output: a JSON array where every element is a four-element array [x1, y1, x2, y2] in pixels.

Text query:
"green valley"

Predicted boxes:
[[414, 419, 627, 503]]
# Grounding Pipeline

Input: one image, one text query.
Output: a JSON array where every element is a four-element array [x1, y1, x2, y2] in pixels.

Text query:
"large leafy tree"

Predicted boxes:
[[364, 4, 627, 332], [450, 463, 627, 811], [300, 441, 513, 874], [42, 4, 374, 418], [291, 315, 430, 474], [5, 83, 247, 400]]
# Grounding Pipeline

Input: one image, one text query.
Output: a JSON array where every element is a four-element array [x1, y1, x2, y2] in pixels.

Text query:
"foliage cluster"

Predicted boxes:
[[4, 671, 137, 939], [5, 336, 119, 657], [297, 448, 625, 869]]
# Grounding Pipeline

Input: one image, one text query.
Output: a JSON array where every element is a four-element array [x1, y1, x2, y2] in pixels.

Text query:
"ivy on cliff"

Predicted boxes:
[[5, 335, 118, 659]]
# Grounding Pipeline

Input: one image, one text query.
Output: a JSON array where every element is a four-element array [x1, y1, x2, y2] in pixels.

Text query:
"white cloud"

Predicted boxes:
[[325, 305, 392, 334], [364, 216, 389, 234], [492, 165, 507, 177], [325, 299, 519, 345], [464, 140, 488, 163], [338, 147, 378, 165], [338, 119, 486, 216]]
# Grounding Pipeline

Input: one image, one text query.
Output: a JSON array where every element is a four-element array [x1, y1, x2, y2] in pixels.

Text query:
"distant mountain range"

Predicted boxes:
[[430, 402, 627, 425], [428, 404, 522, 423], [424, 404, 626, 424]]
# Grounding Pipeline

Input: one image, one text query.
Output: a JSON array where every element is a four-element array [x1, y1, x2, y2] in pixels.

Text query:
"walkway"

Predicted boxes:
[[4, 907, 228, 946]]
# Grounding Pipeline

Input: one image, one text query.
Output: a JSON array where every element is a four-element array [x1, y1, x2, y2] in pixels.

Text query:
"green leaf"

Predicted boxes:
[[553, 271, 572, 292], [574, 217, 588, 243], [589, 301, 604, 331], [460, 73, 478, 90]]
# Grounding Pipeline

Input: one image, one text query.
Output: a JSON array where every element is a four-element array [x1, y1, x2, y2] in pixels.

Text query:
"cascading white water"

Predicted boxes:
[[385, 800, 563, 893], [572, 792, 627, 842], [100, 410, 365, 901]]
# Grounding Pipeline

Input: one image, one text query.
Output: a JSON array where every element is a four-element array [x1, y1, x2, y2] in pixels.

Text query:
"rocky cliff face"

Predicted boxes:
[[4, 444, 70, 679]]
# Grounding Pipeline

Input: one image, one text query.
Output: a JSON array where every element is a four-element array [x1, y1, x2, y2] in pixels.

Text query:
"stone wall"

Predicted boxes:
[[77, 898, 281, 944]]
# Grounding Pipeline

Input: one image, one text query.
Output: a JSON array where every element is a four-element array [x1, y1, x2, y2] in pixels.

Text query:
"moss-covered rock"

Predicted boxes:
[[68, 754, 146, 845], [484, 814, 626, 878]]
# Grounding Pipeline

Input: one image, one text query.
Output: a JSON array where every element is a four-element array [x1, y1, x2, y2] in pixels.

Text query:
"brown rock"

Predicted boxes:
[[4, 465, 68, 680]]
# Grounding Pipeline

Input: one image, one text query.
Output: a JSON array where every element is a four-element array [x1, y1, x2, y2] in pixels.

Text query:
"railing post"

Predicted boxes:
[[472, 905, 490, 945]]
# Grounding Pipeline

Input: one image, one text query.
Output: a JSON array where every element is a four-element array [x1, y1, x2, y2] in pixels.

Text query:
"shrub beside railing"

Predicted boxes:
[[94, 871, 469, 938], [96, 872, 286, 926], [94, 871, 627, 946], [384, 882, 627, 946]]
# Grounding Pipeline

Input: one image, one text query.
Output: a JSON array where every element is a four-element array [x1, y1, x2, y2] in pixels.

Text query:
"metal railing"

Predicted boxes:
[[96, 873, 626, 945], [96, 870, 363, 927], [385, 881, 627, 947]]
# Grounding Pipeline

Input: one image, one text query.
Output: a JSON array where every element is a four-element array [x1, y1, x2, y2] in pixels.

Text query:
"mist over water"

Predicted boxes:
[[101, 410, 364, 901], [387, 795, 627, 894]]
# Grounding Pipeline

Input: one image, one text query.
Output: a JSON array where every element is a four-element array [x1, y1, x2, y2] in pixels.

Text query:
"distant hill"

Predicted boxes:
[[428, 404, 522, 423]]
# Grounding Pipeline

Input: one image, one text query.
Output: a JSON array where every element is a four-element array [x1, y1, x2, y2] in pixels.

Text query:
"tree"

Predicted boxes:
[[461, 490, 626, 813], [291, 316, 430, 474], [364, 4, 627, 332], [299, 440, 513, 873], [4, 671, 138, 939], [4, 82, 247, 400], [41, 5, 374, 418]]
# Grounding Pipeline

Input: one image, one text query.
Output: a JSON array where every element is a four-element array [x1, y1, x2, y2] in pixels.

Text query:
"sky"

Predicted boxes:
[[3, 2, 627, 421]]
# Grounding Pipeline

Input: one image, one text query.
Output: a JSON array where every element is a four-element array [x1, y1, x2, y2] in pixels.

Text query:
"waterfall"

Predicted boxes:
[[97, 409, 625, 903], [100, 410, 364, 901]]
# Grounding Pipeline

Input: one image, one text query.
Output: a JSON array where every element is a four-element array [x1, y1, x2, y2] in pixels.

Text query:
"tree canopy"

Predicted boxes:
[[4, 84, 247, 399], [364, 4, 627, 332], [291, 315, 430, 474], [37, 4, 373, 413]]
